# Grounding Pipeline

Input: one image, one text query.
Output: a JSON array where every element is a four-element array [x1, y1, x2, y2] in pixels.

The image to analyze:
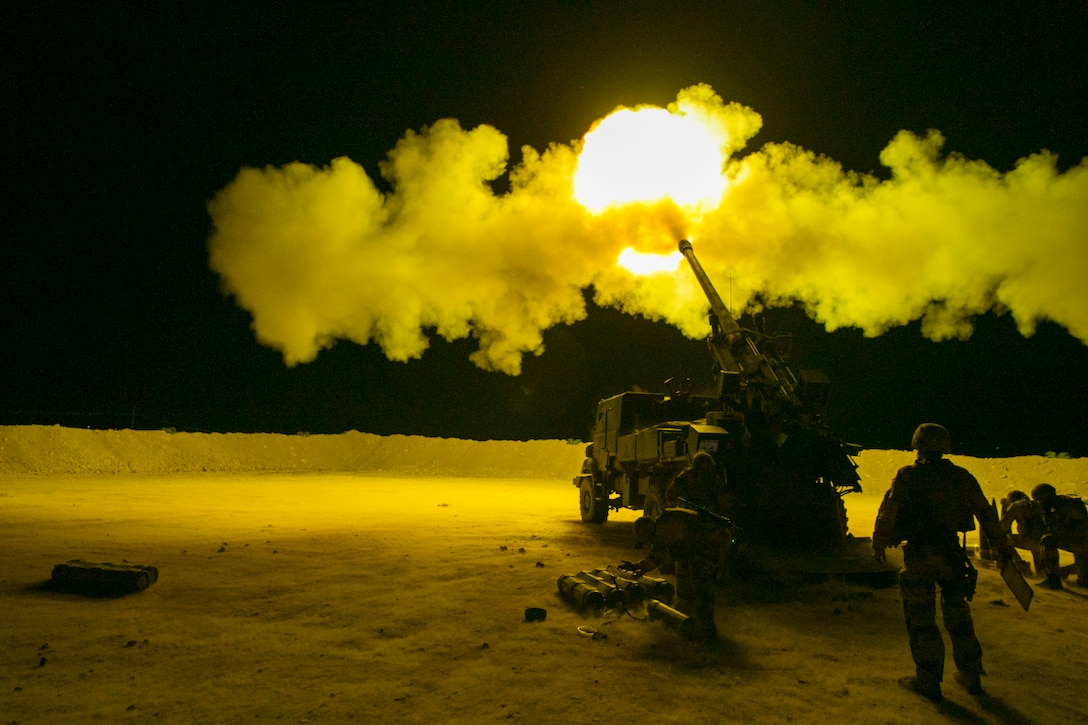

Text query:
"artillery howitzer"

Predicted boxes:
[[574, 240, 889, 580]]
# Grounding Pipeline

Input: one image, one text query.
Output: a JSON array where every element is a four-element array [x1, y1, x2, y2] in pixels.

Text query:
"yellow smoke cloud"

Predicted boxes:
[[208, 84, 1088, 374], [208, 120, 597, 374], [694, 129, 1088, 343]]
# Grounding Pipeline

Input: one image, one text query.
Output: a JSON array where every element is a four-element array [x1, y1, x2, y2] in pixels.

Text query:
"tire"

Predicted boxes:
[[813, 487, 850, 547], [579, 476, 608, 524], [834, 494, 849, 541]]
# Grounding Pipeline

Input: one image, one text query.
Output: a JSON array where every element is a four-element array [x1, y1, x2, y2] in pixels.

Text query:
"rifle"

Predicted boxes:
[[961, 554, 979, 602], [677, 496, 739, 539], [954, 531, 978, 601]]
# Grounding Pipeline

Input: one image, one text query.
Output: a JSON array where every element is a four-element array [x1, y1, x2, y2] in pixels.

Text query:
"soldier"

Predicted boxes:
[[999, 489, 1047, 576], [872, 424, 1021, 702], [1030, 483, 1088, 589], [666, 449, 725, 510], [634, 450, 731, 644], [668, 451, 730, 643]]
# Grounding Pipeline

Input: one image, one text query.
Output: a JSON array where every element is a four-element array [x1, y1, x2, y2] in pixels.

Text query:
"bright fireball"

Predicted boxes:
[[573, 106, 727, 213]]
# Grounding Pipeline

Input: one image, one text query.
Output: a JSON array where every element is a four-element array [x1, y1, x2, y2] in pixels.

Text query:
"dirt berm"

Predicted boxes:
[[0, 425, 588, 479]]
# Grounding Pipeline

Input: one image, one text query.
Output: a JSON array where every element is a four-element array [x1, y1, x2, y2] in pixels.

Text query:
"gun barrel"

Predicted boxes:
[[678, 239, 741, 343]]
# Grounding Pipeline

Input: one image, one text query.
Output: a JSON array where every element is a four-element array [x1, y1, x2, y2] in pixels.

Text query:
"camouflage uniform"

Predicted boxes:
[[662, 451, 730, 643], [1031, 484, 1088, 588], [999, 491, 1047, 575], [872, 424, 1017, 700]]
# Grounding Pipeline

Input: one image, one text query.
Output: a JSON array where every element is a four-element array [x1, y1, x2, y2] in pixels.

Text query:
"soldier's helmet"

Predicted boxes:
[[1006, 489, 1029, 503], [692, 450, 715, 473], [1031, 483, 1058, 503], [911, 423, 951, 454]]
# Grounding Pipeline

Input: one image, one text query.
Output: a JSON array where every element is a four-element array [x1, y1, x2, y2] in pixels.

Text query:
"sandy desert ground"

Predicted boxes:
[[1, 425, 1087, 724]]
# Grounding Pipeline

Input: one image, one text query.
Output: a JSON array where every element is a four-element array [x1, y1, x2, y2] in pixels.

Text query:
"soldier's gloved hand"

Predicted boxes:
[[996, 542, 1021, 566], [873, 546, 887, 564], [637, 557, 661, 574]]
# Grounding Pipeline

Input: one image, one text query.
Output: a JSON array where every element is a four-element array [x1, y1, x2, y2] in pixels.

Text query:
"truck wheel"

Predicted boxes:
[[579, 477, 608, 524], [834, 494, 849, 541]]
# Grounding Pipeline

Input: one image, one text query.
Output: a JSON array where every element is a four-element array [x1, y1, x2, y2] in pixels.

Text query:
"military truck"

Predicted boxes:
[[575, 240, 881, 574]]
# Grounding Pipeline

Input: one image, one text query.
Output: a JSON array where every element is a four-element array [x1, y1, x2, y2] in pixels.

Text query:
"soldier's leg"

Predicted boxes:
[[1070, 541, 1088, 586], [900, 562, 944, 685], [674, 559, 695, 614], [1040, 536, 1063, 588], [689, 554, 719, 642], [1011, 534, 1043, 576], [1030, 544, 1046, 578], [937, 564, 984, 679]]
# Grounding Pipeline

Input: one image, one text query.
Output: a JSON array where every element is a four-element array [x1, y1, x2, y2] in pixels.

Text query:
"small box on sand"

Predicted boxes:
[[51, 560, 159, 595]]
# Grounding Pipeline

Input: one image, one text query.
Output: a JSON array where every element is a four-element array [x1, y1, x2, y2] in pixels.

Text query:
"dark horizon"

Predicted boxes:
[[4, 4, 1087, 458]]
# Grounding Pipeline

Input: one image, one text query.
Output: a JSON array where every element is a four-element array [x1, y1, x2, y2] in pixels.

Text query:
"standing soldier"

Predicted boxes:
[[665, 450, 731, 643], [633, 450, 732, 644], [1030, 483, 1088, 589], [872, 424, 1021, 702]]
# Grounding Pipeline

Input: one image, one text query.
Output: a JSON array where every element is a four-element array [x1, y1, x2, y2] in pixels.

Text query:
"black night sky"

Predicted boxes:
[[3, 3, 1087, 457]]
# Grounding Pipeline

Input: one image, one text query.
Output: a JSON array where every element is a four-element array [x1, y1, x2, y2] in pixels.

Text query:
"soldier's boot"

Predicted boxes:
[[954, 671, 984, 696], [898, 676, 943, 702], [1074, 558, 1088, 588], [1041, 574, 1064, 590], [694, 617, 719, 645]]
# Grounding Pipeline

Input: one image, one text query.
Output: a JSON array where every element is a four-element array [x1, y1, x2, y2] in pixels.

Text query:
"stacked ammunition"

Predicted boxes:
[[557, 568, 696, 639], [556, 574, 605, 610], [591, 568, 675, 603], [645, 599, 696, 640], [557, 569, 676, 610]]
